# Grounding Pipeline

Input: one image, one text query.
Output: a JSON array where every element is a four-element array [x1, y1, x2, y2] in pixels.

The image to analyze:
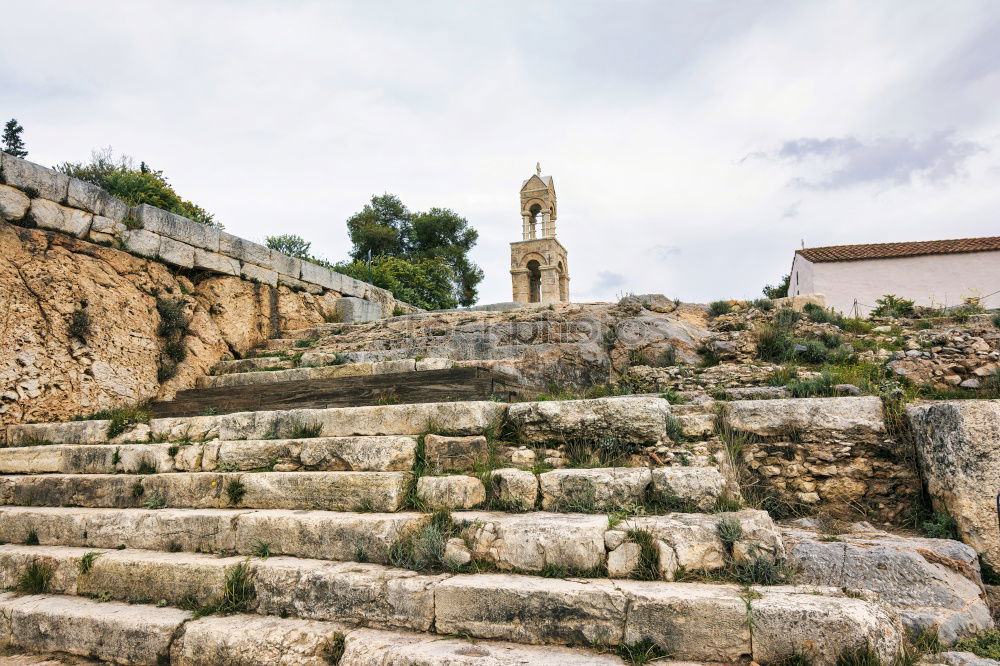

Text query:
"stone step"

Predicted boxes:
[[0, 548, 902, 664], [0, 506, 780, 578], [0, 436, 417, 474], [8, 400, 508, 445], [210, 356, 295, 375], [198, 357, 454, 389], [0, 593, 630, 665], [154, 367, 513, 418], [0, 471, 412, 512], [262, 338, 302, 351]]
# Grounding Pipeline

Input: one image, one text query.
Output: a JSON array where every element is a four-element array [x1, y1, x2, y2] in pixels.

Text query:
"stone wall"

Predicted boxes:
[[0, 153, 418, 317]]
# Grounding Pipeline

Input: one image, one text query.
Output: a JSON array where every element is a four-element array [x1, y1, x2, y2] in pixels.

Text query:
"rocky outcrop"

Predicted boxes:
[[908, 400, 1000, 570], [0, 222, 340, 431], [785, 525, 994, 644]]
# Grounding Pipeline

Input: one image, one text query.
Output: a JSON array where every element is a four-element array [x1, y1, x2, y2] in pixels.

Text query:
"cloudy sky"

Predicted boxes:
[[4, 1, 999, 304]]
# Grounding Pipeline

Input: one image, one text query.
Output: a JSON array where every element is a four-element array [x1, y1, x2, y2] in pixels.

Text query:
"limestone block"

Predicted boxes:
[[415, 357, 454, 371], [607, 542, 642, 578], [908, 400, 1000, 570], [340, 628, 626, 665], [785, 527, 993, 644], [219, 232, 273, 268], [29, 198, 92, 238], [340, 274, 369, 298], [417, 475, 485, 510], [172, 614, 352, 666], [539, 467, 651, 511], [133, 203, 220, 251], [298, 436, 417, 471], [0, 154, 69, 202], [157, 235, 196, 269], [193, 249, 240, 275], [0, 544, 91, 594], [373, 358, 417, 374], [936, 652, 1000, 666], [0, 184, 29, 220], [487, 468, 538, 510], [7, 419, 111, 445], [0, 506, 246, 554], [67, 178, 128, 221], [122, 228, 162, 259], [455, 511, 606, 573], [198, 363, 376, 389], [80, 549, 234, 606], [253, 557, 443, 631], [433, 574, 626, 645], [750, 586, 902, 666], [278, 275, 324, 294], [233, 510, 427, 563], [444, 537, 473, 566], [115, 444, 176, 474], [90, 214, 126, 237], [424, 434, 488, 472], [618, 581, 751, 661], [0, 592, 190, 664], [336, 296, 383, 323], [235, 471, 411, 511], [300, 260, 344, 291], [507, 396, 671, 444], [726, 396, 886, 436], [241, 262, 279, 286], [269, 250, 302, 279], [0, 445, 63, 474], [650, 466, 727, 512]]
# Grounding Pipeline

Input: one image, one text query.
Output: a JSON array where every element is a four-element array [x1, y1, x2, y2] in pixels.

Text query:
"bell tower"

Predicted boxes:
[[510, 164, 570, 305]]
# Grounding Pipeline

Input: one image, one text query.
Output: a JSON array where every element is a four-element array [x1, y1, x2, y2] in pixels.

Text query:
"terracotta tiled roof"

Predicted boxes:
[[796, 236, 1000, 263]]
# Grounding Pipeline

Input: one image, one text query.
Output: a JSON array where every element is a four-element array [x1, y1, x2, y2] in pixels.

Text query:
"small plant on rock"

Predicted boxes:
[[68, 307, 92, 341], [155, 297, 189, 338], [17, 561, 53, 594], [104, 406, 152, 439], [708, 300, 733, 317], [289, 423, 323, 439], [627, 529, 661, 581], [25, 530, 39, 546], [225, 479, 247, 506], [616, 639, 670, 665], [144, 491, 167, 510], [79, 551, 102, 575]]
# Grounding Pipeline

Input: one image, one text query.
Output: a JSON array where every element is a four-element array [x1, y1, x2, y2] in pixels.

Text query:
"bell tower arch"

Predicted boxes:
[[511, 164, 570, 305]]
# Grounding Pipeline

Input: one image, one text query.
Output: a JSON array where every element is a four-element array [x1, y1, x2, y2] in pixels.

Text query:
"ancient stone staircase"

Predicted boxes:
[[0, 393, 919, 665]]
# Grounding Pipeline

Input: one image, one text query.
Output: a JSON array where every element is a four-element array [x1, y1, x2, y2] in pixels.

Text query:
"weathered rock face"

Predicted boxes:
[[0, 222, 337, 431], [508, 396, 671, 444], [785, 526, 994, 644], [908, 400, 1000, 570]]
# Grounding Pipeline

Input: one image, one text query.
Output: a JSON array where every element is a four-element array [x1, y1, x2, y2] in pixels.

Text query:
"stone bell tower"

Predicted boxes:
[[510, 164, 570, 305]]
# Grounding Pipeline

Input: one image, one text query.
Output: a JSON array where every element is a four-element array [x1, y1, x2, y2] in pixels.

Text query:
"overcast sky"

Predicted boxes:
[[4, 1, 999, 304]]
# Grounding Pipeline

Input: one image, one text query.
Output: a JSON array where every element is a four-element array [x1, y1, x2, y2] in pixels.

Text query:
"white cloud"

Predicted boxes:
[[2, 0, 999, 304]]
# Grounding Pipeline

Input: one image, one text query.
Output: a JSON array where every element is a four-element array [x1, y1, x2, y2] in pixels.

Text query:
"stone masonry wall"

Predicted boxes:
[[0, 153, 418, 317]]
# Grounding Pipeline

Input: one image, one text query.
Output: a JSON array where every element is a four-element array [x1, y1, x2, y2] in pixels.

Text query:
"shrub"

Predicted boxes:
[[696, 343, 720, 367], [803, 303, 844, 327], [796, 339, 828, 364], [716, 516, 743, 550], [787, 373, 835, 398], [164, 341, 187, 363], [155, 297, 189, 338], [68, 308, 92, 340], [105, 406, 152, 439], [708, 300, 732, 317], [775, 307, 802, 328], [992, 313, 1000, 329], [840, 317, 873, 334], [820, 332, 843, 349], [157, 360, 178, 383], [56, 149, 220, 227], [922, 511, 958, 539], [756, 323, 795, 362], [953, 631, 1000, 661], [17, 561, 53, 594], [751, 298, 775, 312], [871, 294, 915, 318], [79, 551, 101, 575], [333, 255, 459, 311]]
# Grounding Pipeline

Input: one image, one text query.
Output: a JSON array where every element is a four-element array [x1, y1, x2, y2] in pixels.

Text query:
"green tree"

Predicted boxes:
[[762, 274, 790, 299], [410, 207, 484, 305], [2, 119, 27, 157], [265, 234, 314, 260], [346, 194, 412, 260], [56, 148, 221, 228], [345, 194, 483, 307], [334, 256, 457, 310]]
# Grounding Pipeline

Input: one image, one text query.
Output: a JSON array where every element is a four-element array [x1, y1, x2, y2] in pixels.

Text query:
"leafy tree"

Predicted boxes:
[[762, 274, 790, 299], [56, 148, 221, 228], [410, 207, 484, 305], [346, 194, 412, 260], [345, 194, 483, 306], [265, 234, 314, 260], [2, 119, 27, 157], [334, 256, 457, 310]]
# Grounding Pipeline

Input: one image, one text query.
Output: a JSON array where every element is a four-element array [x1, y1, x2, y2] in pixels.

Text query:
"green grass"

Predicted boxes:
[[626, 529, 660, 581], [388, 511, 456, 572], [921, 510, 959, 539], [25, 530, 39, 546], [252, 540, 271, 559], [615, 639, 670, 665], [716, 516, 743, 551], [289, 423, 323, 439], [17, 561, 53, 594], [94, 406, 152, 439], [954, 630, 1000, 660], [143, 491, 167, 510], [835, 643, 882, 666], [79, 551, 102, 575], [225, 479, 247, 506]]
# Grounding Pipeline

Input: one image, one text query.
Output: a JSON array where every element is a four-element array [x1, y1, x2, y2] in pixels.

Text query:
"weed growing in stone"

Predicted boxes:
[[225, 479, 247, 505], [17, 561, 53, 594], [25, 530, 39, 546], [615, 639, 670, 665], [716, 516, 743, 551], [79, 551, 102, 575], [155, 297, 189, 338], [388, 510, 456, 572], [68, 307, 92, 341], [289, 423, 323, 439], [144, 491, 167, 510], [835, 643, 882, 666], [252, 540, 271, 558], [98, 406, 152, 439], [627, 529, 660, 581]]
